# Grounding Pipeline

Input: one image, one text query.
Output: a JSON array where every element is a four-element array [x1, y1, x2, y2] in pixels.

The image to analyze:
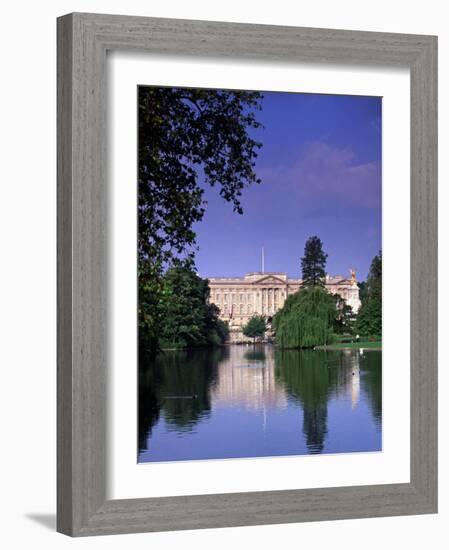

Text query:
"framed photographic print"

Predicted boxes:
[[57, 13, 437, 536]]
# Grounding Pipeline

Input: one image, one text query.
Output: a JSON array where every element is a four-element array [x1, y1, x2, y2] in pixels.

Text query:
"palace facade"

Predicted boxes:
[[208, 271, 361, 341]]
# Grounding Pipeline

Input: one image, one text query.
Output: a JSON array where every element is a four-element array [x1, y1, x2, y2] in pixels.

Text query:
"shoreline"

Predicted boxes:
[[315, 344, 382, 351], [159, 343, 382, 352]]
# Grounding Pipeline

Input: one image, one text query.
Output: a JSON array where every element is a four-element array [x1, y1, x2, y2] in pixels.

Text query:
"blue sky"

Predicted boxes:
[[193, 91, 381, 282]]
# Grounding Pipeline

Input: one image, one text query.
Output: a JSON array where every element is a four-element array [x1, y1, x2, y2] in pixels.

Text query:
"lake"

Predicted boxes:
[[138, 345, 382, 462]]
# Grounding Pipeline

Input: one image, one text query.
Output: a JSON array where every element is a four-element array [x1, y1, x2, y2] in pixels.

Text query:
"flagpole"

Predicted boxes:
[[262, 247, 265, 273]]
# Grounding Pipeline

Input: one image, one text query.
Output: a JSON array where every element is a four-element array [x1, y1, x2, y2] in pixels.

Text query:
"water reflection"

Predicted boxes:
[[212, 346, 287, 410], [138, 345, 381, 462], [274, 349, 364, 453], [139, 348, 222, 443], [275, 350, 329, 453], [360, 350, 382, 425]]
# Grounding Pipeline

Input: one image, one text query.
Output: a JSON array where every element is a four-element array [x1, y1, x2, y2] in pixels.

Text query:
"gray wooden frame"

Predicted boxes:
[[57, 12, 438, 537]]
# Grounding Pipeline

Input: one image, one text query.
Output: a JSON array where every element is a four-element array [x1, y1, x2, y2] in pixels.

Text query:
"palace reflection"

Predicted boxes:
[[211, 345, 288, 410]]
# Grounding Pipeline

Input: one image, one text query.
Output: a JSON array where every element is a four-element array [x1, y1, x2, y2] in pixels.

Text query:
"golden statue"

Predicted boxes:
[[350, 269, 357, 285]]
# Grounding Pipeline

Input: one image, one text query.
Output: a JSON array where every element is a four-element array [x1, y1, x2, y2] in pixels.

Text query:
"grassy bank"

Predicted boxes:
[[315, 341, 381, 350]]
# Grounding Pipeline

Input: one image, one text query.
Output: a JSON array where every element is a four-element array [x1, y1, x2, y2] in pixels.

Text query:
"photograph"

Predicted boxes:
[[0, 0, 440, 543], [137, 85, 382, 463]]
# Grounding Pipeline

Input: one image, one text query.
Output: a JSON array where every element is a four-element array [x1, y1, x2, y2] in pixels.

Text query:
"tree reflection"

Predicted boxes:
[[138, 359, 163, 452], [275, 350, 331, 452], [139, 348, 226, 451], [243, 346, 267, 363], [360, 351, 382, 425], [275, 349, 382, 453]]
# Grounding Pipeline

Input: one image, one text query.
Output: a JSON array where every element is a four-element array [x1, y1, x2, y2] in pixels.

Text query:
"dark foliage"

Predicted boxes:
[[159, 264, 229, 349], [301, 236, 328, 287], [356, 252, 382, 336], [358, 280, 368, 305], [138, 87, 263, 353], [332, 293, 355, 335]]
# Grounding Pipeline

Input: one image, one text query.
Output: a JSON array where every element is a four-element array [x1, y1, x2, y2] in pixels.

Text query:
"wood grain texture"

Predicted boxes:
[[409, 37, 438, 508], [57, 13, 74, 536], [57, 12, 438, 536]]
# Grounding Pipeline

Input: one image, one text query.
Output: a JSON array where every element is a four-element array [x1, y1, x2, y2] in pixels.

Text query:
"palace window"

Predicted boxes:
[[240, 293, 244, 302], [247, 304, 252, 314], [224, 294, 228, 302], [231, 294, 236, 303], [239, 304, 243, 314]]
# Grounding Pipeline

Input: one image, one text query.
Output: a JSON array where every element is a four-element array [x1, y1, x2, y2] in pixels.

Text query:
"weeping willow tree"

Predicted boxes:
[[273, 286, 336, 348]]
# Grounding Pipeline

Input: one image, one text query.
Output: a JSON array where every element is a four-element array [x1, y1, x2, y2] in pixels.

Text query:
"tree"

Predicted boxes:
[[356, 252, 382, 336], [243, 315, 267, 344], [158, 263, 229, 349], [273, 286, 336, 348], [301, 236, 328, 287], [138, 87, 263, 354], [332, 293, 355, 335], [365, 253, 382, 300], [357, 280, 368, 306]]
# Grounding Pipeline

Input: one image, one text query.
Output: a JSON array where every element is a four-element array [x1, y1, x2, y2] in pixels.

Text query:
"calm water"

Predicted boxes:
[[138, 345, 381, 462]]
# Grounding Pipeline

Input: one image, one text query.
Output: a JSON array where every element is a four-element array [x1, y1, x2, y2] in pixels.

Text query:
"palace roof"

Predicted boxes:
[[207, 272, 353, 286]]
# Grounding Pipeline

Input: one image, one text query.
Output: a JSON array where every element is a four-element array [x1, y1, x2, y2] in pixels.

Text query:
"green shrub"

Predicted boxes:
[[273, 286, 337, 348]]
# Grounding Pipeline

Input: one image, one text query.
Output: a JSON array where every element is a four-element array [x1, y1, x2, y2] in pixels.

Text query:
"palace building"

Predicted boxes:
[[208, 271, 361, 341]]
